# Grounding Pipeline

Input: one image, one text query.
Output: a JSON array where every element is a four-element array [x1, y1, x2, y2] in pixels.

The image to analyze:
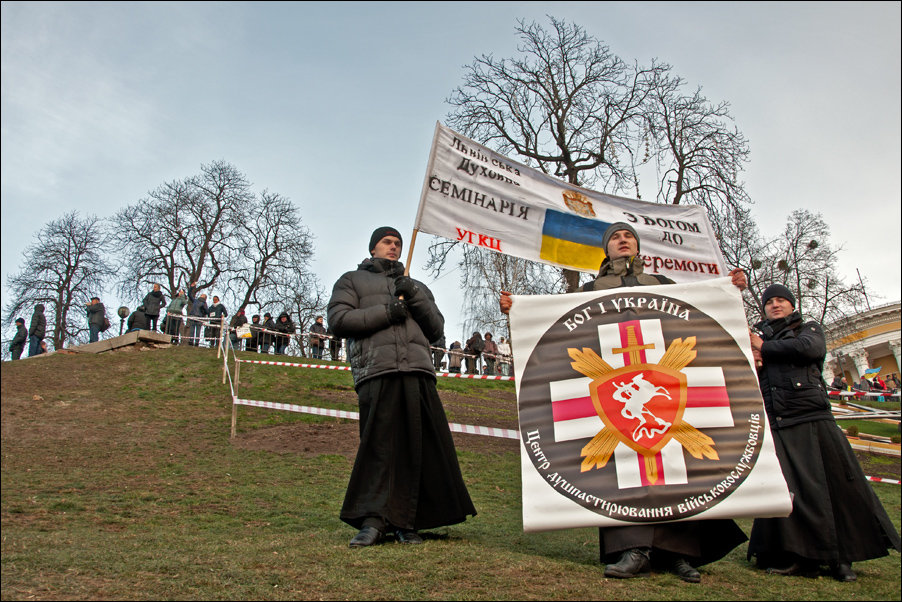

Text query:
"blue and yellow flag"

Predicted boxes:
[[539, 210, 611, 272]]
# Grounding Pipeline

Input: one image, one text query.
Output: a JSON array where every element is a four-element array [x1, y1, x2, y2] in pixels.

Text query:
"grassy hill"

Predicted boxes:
[[1, 347, 899, 600]]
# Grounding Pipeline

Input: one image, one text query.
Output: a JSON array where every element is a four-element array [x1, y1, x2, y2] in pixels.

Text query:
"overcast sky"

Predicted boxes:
[[2, 1, 899, 343]]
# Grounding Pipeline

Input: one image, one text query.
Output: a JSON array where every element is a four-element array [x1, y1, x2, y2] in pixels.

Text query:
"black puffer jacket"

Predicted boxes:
[[755, 311, 833, 429], [327, 257, 444, 388], [142, 290, 166, 317], [30, 304, 47, 339]]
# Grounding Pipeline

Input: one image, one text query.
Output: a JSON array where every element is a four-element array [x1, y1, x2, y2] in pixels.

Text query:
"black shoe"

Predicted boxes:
[[831, 562, 857, 582], [395, 529, 424, 545], [349, 526, 383, 548], [670, 557, 701, 583], [604, 548, 651, 579], [766, 561, 819, 578]]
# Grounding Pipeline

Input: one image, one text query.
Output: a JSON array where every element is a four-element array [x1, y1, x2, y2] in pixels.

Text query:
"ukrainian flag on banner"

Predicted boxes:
[[539, 209, 611, 272]]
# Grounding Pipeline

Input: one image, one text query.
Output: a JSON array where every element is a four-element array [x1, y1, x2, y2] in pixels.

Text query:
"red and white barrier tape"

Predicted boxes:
[[866, 476, 901, 485], [233, 397, 520, 440], [236, 358, 514, 380], [238, 359, 352, 371]]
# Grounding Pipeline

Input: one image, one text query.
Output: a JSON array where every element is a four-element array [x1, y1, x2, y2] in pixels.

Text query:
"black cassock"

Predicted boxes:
[[747, 419, 901, 566], [340, 373, 476, 531]]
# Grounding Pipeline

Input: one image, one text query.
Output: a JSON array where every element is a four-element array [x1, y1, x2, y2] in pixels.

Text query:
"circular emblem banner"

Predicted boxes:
[[518, 291, 764, 522]]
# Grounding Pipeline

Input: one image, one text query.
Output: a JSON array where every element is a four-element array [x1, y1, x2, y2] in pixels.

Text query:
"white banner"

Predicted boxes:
[[415, 122, 727, 280], [509, 277, 791, 531]]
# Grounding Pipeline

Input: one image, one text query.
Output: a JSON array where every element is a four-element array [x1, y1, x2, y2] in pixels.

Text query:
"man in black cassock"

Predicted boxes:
[[327, 226, 477, 547]]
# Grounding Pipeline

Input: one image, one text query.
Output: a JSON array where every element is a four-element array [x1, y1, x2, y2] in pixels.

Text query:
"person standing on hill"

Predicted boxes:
[[464, 331, 484, 375], [260, 312, 276, 354], [10, 317, 28, 360], [309, 315, 328, 359], [328, 226, 476, 548], [142, 283, 166, 332], [86, 296, 106, 343], [206, 295, 228, 348], [187, 283, 208, 346], [165, 289, 188, 341], [28, 304, 46, 357], [274, 312, 295, 355]]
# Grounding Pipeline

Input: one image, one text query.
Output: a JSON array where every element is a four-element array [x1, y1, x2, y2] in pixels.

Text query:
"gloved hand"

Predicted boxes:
[[393, 276, 419, 299], [387, 299, 408, 324]]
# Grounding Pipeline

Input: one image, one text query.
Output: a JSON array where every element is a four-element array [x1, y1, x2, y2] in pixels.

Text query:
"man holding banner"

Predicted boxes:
[[501, 222, 752, 582], [415, 123, 790, 582]]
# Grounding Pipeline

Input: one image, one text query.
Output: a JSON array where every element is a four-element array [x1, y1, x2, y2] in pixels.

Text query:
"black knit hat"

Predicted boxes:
[[761, 284, 796, 309], [15, 317, 24, 325], [369, 226, 403, 254], [601, 222, 640, 255]]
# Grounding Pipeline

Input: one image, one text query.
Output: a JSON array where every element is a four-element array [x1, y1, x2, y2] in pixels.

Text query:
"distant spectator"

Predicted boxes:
[[448, 341, 463, 373], [9, 317, 27, 360], [432, 336, 446, 372], [497, 336, 512, 376], [187, 282, 208, 346], [309, 315, 327, 359], [873, 375, 886, 391], [165, 288, 188, 341], [206, 295, 228, 348], [328, 322, 342, 361], [86, 296, 106, 343], [274, 311, 296, 355], [142, 283, 167, 331], [889, 374, 902, 391], [229, 310, 248, 351], [260, 312, 276, 354], [482, 332, 497, 375], [28, 304, 46, 357], [464, 331, 484, 375], [246, 314, 261, 353], [127, 305, 150, 332]]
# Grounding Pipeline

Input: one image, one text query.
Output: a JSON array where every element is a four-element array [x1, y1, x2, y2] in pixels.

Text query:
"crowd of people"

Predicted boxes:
[[4, 223, 900, 587]]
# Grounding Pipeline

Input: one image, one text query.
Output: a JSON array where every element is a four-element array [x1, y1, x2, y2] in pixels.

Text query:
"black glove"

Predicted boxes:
[[387, 299, 408, 324], [393, 276, 419, 299]]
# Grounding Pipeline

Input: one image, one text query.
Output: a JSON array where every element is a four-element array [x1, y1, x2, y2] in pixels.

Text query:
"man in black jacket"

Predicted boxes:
[[86, 297, 106, 343], [327, 226, 476, 548], [10, 317, 28, 360], [28, 304, 46, 357]]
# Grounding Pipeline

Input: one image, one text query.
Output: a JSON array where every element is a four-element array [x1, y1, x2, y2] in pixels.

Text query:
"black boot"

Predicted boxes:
[[830, 561, 857, 582], [669, 557, 701, 583], [604, 548, 651, 578], [349, 526, 384, 548]]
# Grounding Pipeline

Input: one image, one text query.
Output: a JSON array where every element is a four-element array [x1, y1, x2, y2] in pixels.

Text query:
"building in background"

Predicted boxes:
[[823, 302, 901, 387]]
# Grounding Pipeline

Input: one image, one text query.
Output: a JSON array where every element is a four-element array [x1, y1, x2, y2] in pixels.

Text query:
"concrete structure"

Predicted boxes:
[[823, 301, 901, 386], [66, 329, 173, 354]]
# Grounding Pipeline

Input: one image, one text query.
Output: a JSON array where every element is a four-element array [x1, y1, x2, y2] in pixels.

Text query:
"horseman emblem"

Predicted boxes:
[[567, 325, 718, 484], [595, 367, 686, 455]]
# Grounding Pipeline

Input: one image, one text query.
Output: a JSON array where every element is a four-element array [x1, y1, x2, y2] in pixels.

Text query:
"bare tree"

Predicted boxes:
[[749, 209, 867, 325], [226, 190, 317, 313], [4, 212, 112, 349], [433, 15, 753, 314], [110, 160, 251, 302], [425, 239, 566, 340], [643, 74, 751, 217]]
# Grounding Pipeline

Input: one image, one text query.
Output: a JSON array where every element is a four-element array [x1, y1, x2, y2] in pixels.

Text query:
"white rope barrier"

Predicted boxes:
[[233, 397, 520, 440], [234, 358, 514, 380]]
